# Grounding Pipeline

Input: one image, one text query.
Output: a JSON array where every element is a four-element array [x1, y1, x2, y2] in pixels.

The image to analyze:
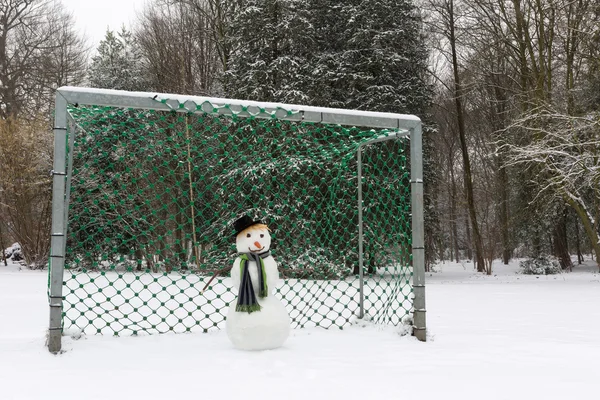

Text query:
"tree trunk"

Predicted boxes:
[[175, 200, 186, 270], [498, 163, 511, 264], [367, 250, 375, 274], [449, 224, 454, 262], [553, 206, 573, 271], [566, 197, 600, 272], [0, 222, 7, 266], [448, 0, 485, 272], [449, 160, 460, 263], [532, 226, 541, 258], [465, 213, 472, 261], [574, 217, 583, 265], [135, 247, 143, 272]]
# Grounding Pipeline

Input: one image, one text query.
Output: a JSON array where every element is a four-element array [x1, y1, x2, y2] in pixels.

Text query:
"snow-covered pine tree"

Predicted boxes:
[[227, 0, 432, 114], [224, 0, 312, 104], [222, 0, 437, 274], [303, 0, 437, 269], [304, 0, 431, 115], [88, 27, 150, 91]]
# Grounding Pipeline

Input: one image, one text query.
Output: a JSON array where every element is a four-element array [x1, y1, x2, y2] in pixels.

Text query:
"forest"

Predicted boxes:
[[0, 0, 599, 274]]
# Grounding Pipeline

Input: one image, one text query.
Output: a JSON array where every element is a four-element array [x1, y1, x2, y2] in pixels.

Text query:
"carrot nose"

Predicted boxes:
[[254, 241, 262, 248]]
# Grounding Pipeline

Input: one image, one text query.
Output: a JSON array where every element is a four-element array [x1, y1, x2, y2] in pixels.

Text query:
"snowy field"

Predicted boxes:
[[1, 259, 599, 400]]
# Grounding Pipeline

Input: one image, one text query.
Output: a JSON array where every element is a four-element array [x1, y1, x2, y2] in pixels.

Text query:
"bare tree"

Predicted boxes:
[[0, 117, 53, 268], [0, 0, 87, 118], [0, 220, 8, 266], [501, 108, 600, 270], [136, 0, 220, 95], [427, 0, 487, 271], [166, 0, 235, 79], [0, 0, 87, 267], [427, 0, 600, 269], [35, 1, 88, 107]]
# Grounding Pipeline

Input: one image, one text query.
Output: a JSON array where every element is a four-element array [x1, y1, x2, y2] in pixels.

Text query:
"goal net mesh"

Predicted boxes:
[[58, 97, 413, 335]]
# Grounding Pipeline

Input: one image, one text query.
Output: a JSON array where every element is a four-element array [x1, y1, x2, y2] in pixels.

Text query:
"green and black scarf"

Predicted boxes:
[[236, 251, 270, 313]]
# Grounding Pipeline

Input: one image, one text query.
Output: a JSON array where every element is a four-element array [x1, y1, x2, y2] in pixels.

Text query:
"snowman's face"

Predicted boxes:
[[236, 224, 271, 254]]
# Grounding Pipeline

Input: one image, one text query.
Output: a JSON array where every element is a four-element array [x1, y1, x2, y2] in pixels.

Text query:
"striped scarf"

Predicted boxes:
[[236, 251, 270, 313]]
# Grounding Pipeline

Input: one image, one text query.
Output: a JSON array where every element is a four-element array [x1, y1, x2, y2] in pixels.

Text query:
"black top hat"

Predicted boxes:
[[232, 215, 262, 237]]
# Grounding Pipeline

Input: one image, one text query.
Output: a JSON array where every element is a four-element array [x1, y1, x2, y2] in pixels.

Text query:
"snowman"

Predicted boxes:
[[225, 215, 291, 350]]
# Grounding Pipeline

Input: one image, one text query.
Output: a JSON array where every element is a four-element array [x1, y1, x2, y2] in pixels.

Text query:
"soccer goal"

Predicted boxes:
[[47, 87, 426, 353]]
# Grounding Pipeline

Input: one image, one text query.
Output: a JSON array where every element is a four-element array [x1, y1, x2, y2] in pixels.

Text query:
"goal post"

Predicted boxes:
[[47, 86, 426, 353]]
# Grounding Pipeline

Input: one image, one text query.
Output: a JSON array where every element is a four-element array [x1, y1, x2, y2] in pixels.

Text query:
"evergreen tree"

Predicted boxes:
[[305, 0, 431, 115], [88, 27, 150, 91], [224, 0, 312, 103], [302, 0, 438, 268], [226, 0, 431, 115], [223, 0, 437, 274]]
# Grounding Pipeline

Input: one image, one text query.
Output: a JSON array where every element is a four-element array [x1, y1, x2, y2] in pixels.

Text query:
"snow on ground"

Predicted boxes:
[[1, 258, 599, 400]]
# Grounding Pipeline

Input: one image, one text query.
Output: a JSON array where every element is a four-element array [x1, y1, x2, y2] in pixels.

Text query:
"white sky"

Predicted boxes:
[[61, 0, 148, 48]]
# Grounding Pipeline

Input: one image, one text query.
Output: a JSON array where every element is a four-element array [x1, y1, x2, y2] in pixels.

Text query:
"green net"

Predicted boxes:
[[58, 98, 413, 336]]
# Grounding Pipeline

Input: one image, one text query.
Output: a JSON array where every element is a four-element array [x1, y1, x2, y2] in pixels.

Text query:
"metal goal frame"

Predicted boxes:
[[47, 86, 426, 353]]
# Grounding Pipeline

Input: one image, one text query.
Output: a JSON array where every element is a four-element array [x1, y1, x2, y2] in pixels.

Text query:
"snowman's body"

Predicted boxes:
[[226, 224, 290, 350]]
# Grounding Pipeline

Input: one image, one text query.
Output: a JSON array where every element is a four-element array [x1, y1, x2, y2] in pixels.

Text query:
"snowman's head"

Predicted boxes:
[[236, 224, 271, 254]]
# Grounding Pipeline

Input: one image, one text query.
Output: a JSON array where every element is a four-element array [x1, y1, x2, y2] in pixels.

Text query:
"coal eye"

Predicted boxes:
[[260, 234, 264, 238], [246, 233, 251, 238]]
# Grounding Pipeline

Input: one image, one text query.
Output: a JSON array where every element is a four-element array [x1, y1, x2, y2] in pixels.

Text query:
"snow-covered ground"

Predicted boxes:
[[1, 258, 599, 400]]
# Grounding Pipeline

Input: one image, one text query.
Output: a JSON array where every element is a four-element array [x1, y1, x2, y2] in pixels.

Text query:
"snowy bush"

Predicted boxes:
[[280, 247, 347, 280], [519, 256, 562, 275], [4, 243, 23, 262]]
